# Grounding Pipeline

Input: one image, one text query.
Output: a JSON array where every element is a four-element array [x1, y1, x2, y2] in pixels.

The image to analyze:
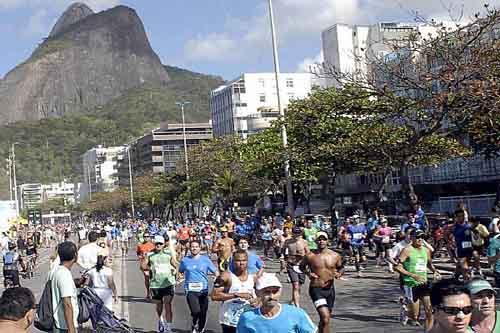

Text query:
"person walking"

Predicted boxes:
[[179, 240, 217, 333], [86, 255, 117, 311]]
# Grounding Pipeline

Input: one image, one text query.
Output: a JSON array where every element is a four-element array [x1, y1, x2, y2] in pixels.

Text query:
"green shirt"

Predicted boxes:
[[303, 227, 318, 250], [148, 249, 176, 289], [470, 311, 500, 332], [402, 246, 428, 287], [488, 235, 500, 273]]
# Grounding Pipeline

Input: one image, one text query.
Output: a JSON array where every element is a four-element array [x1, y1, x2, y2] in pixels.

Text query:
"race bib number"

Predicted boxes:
[[415, 260, 427, 273], [353, 233, 363, 240], [382, 236, 390, 244], [223, 301, 249, 326], [156, 264, 171, 275], [314, 298, 327, 308], [188, 282, 203, 292], [292, 265, 303, 273], [462, 241, 472, 249]]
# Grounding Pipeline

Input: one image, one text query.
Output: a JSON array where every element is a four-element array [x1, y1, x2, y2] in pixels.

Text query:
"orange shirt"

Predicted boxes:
[[178, 227, 191, 240], [136, 242, 155, 257]]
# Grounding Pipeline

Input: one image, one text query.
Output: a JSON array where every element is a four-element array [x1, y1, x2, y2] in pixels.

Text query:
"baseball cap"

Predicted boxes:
[[144, 233, 151, 237], [316, 231, 329, 240], [467, 279, 497, 295], [410, 229, 425, 238], [256, 273, 282, 291], [153, 235, 165, 244]]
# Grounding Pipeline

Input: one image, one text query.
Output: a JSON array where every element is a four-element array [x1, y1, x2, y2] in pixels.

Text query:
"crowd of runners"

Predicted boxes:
[[0, 205, 500, 333]]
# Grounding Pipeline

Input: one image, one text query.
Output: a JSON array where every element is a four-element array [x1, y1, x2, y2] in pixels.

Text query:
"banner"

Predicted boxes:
[[0, 201, 17, 232]]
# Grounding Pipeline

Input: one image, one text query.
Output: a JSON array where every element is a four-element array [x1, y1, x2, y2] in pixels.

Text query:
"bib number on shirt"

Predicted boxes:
[[462, 241, 472, 249], [382, 236, 390, 244], [353, 233, 363, 240], [156, 264, 171, 275], [188, 282, 203, 292], [415, 260, 427, 273]]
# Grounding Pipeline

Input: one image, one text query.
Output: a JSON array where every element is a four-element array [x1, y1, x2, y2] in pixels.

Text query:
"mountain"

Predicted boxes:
[[0, 3, 169, 124]]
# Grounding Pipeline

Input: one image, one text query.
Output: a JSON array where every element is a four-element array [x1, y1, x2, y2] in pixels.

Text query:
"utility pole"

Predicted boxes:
[[87, 164, 92, 201], [7, 153, 12, 201], [175, 101, 191, 180], [268, 0, 295, 217], [127, 147, 135, 218], [11, 143, 19, 216]]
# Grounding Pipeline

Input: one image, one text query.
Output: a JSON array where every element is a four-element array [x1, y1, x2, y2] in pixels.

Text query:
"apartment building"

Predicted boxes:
[[210, 73, 313, 139]]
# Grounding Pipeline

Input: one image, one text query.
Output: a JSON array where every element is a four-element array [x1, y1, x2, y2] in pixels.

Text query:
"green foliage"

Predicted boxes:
[[0, 67, 225, 199]]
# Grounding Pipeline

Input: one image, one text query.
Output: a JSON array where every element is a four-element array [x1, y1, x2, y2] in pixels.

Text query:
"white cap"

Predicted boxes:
[[153, 235, 165, 244], [256, 273, 282, 291]]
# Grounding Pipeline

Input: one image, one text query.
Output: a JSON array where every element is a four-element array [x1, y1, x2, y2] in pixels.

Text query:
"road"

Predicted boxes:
[[0, 244, 431, 333]]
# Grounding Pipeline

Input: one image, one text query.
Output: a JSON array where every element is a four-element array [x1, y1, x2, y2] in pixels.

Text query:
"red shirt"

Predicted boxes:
[[136, 242, 155, 257], [178, 227, 191, 241]]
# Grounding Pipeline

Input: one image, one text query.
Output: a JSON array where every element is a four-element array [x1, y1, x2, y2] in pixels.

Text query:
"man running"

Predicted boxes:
[[303, 219, 319, 251], [141, 235, 177, 333], [396, 229, 440, 330], [212, 249, 257, 333], [347, 216, 367, 277], [453, 209, 474, 280], [283, 226, 309, 307], [179, 240, 217, 333], [178, 223, 191, 258], [229, 237, 264, 276], [300, 231, 343, 333], [136, 233, 155, 298], [213, 227, 235, 272]]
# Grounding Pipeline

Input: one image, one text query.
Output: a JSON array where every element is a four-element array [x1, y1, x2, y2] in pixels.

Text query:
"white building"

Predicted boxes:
[[321, 22, 448, 87], [210, 73, 314, 139], [81, 145, 126, 201], [42, 181, 82, 205], [19, 183, 43, 210]]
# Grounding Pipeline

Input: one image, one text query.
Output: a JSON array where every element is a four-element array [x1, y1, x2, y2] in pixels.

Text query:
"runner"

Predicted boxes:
[[178, 223, 191, 258], [303, 219, 319, 251], [260, 220, 273, 259], [229, 237, 264, 276], [347, 216, 367, 277], [136, 233, 155, 298], [179, 240, 217, 333], [300, 231, 343, 333], [141, 235, 177, 333], [470, 217, 489, 277], [213, 226, 235, 272], [396, 229, 440, 330], [278, 226, 292, 275], [120, 224, 130, 257], [283, 226, 309, 307], [453, 209, 474, 280], [373, 218, 392, 267], [212, 249, 257, 333]]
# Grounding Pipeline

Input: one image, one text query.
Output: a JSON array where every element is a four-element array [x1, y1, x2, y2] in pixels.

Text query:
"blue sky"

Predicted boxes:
[[0, 0, 496, 80]]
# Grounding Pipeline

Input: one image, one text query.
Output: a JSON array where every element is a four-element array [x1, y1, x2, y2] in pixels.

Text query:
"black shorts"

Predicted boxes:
[[218, 257, 229, 271], [151, 286, 174, 300], [179, 239, 189, 246], [309, 281, 335, 311], [3, 269, 20, 286], [403, 283, 431, 303], [457, 249, 473, 259], [287, 262, 305, 285], [351, 245, 365, 257]]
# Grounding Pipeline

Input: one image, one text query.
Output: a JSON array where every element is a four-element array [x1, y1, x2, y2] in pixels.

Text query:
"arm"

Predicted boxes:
[[62, 297, 77, 333], [140, 255, 149, 272], [107, 274, 118, 301], [211, 272, 237, 301], [335, 254, 344, 278], [427, 248, 438, 275]]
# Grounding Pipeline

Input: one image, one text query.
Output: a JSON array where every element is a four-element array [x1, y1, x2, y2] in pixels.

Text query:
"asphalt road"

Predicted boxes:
[[0, 243, 429, 333]]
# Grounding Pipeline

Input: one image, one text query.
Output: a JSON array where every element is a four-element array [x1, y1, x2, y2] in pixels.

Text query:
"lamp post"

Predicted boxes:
[[127, 146, 136, 218], [267, 0, 295, 217], [7, 155, 12, 201], [175, 101, 191, 180], [11, 143, 19, 216]]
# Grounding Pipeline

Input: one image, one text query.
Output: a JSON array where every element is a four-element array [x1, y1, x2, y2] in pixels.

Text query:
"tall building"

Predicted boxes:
[[81, 146, 126, 201], [321, 22, 446, 87], [119, 123, 213, 184], [210, 73, 313, 139], [42, 181, 82, 205]]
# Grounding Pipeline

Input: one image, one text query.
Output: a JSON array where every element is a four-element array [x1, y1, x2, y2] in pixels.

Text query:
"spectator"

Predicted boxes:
[[0, 287, 36, 333], [86, 255, 117, 311], [428, 278, 472, 333], [50, 241, 79, 333], [236, 273, 316, 333], [77, 231, 106, 271], [467, 278, 499, 332]]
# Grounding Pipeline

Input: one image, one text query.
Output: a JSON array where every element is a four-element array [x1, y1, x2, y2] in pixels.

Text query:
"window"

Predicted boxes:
[[259, 94, 266, 103], [286, 78, 294, 88], [288, 93, 295, 100], [258, 78, 265, 88]]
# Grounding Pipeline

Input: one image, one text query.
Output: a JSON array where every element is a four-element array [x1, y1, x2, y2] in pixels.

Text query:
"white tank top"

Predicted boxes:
[[219, 273, 256, 327]]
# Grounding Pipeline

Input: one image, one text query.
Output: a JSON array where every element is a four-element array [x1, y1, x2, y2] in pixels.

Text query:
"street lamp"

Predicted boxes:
[[267, 0, 295, 217], [127, 146, 136, 218], [175, 101, 191, 180], [11, 142, 20, 216]]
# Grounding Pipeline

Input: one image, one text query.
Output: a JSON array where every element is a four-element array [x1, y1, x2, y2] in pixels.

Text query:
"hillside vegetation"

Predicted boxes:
[[0, 65, 224, 199]]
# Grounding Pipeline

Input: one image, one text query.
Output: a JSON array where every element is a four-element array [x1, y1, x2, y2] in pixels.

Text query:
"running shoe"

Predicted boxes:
[[158, 320, 166, 333]]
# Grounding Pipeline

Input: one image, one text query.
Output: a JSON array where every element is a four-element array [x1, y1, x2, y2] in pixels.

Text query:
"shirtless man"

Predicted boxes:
[[278, 226, 292, 275], [213, 226, 235, 272], [283, 226, 309, 307], [226, 218, 236, 240], [300, 231, 343, 333]]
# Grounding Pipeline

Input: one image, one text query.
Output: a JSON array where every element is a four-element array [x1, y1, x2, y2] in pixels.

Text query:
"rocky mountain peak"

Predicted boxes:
[[49, 2, 94, 37]]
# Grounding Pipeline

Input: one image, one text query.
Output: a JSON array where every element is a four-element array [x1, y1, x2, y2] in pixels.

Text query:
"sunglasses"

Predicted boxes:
[[439, 306, 473, 315]]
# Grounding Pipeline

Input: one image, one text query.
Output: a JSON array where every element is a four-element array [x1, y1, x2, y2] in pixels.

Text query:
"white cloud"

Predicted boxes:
[[182, 0, 500, 64], [184, 33, 238, 61], [297, 51, 323, 73]]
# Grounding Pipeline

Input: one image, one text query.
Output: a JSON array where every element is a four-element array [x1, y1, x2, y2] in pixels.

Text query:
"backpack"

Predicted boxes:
[[3, 251, 15, 265], [34, 279, 54, 332]]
